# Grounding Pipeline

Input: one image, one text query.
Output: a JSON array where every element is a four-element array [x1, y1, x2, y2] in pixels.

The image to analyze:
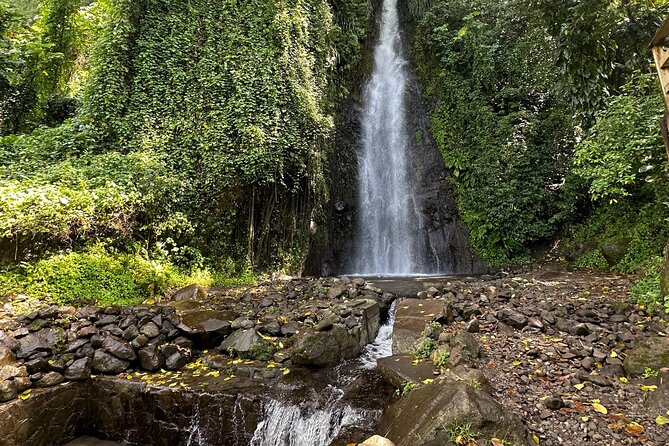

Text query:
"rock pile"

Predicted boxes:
[[0, 276, 393, 402]]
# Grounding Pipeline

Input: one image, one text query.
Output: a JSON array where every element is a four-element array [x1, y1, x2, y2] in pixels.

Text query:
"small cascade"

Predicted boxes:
[[358, 300, 397, 369], [250, 301, 397, 446], [250, 398, 368, 446]]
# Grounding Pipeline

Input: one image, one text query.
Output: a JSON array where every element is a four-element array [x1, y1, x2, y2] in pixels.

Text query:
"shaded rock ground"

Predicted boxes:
[[387, 264, 669, 446]]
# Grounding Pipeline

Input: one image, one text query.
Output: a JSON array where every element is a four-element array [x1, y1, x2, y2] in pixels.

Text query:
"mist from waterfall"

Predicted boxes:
[[353, 0, 429, 275]]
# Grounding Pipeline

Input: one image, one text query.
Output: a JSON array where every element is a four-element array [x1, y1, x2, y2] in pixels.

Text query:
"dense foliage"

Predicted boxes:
[[0, 0, 370, 303], [407, 0, 669, 270]]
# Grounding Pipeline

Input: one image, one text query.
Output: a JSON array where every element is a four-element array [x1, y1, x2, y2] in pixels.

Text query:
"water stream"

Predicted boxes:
[[354, 0, 429, 275], [249, 302, 397, 446]]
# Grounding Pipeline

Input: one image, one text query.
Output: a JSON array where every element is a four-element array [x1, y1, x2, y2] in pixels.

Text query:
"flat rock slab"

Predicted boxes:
[[392, 299, 444, 354], [381, 380, 529, 446], [377, 354, 435, 388], [623, 336, 669, 375], [64, 437, 121, 446]]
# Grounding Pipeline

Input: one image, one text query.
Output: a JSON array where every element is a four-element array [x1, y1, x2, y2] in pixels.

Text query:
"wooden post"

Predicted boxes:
[[650, 17, 669, 160]]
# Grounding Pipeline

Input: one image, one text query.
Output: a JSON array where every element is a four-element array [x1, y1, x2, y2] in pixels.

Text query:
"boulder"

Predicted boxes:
[[381, 380, 529, 446], [392, 299, 445, 354], [0, 380, 17, 402], [0, 346, 15, 367], [218, 329, 262, 356], [496, 308, 528, 330], [292, 300, 380, 367], [178, 309, 236, 334], [35, 371, 64, 387], [92, 350, 130, 374], [139, 322, 161, 339], [360, 435, 395, 446], [377, 354, 435, 388], [102, 337, 136, 361], [623, 336, 669, 375], [172, 284, 207, 301], [16, 328, 66, 359], [601, 238, 630, 265], [291, 324, 361, 366], [64, 358, 92, 381], [137, 345, 164, 371]]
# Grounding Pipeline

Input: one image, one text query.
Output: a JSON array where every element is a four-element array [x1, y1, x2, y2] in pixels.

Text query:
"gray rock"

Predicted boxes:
[[172, 284, 207, 301], [16, 328, 66, 358], [64, 358, 92, 381], [392, 299, 445, 354], [36, 371, 64, 387], [122, 325, 139, 341], [139, 322, 161, 338], [0, 379, 17, 402], [102, 337, 136, 361], [381, 380, 528, 446], [92, 350, 130, 374], [218, 329, 262, 356], [623, 336, 669, 375], [280, 321, 300, 336], [138, 345, 164, 371], [165, 351, 189, 370], [496, 308, 528, 329]]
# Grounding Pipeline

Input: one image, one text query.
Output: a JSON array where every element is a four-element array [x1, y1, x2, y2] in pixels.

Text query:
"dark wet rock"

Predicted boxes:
[[131, 335, 149, 349], [64, 358, 91, 381], [122, 325, 139, 341], [16, 328, 66, 358], [165, 350, 189, 370], [381, 380, 528, 446], [571, 323, 590, 336], [231, 317, 254, 330], [94, 316, 117, 327], [0, 333, 19, 352], [292, 324, 361, 366], [378, 354, 435, 388], [77, 325, 97, 338], [66, 338, 88, 353], [139, 322, 160, 339], [218, 329, 263, 356], [496, 308, 528, 329], [92, 350, 130, 374], [0, 379, 17, 402], [172, 284, 207, 301], [392, 299, 444, 354], [35, 371, 64, 387], [544, 397, 565, 410], [137, 345, 164, 371], [178, 310, 236, 334], [623, 336, 669, 375], [203, 319, 231, 335], [25, 358, 48, 374], [327, 284, 348, 300], [280, 321, 300, 336], [47, 358, 66, 373], [102, 337, 136, 361]]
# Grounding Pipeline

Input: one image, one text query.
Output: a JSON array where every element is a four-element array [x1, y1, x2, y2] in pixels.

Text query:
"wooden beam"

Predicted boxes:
[[650, 16, 669, 47]]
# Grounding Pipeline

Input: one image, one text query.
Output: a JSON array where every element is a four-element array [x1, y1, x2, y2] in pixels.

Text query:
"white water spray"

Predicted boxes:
[[354, 0, 428, 275]]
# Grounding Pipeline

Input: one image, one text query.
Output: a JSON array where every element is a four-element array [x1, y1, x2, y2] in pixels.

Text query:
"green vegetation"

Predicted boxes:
[[0, 0, 370, 304], [396, 380, 421, 397], [412, 337, 438, 360], [407, 0, 669, 305], [446, 422, 479, 445], [248, 342, 276, 361]]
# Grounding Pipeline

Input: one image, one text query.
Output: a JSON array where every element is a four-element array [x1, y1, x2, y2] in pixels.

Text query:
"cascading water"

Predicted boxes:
[[354, 0, 428, 275], [249, 302, 397, 446]]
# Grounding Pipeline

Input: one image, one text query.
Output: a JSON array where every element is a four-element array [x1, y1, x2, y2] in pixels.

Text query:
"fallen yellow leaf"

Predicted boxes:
[[532, 434, 540, 444], [592, 403, 608, 414], [656, 415, 669, 425], [619, 377, 628, 383], [282, 368, 290, 375], [574, 383, 585, 390], [581, 416, 590, 422], [639, 385, 657, 392]]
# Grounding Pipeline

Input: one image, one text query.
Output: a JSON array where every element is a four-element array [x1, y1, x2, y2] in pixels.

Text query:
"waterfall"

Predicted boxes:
[[354, 0, 428, 275]]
